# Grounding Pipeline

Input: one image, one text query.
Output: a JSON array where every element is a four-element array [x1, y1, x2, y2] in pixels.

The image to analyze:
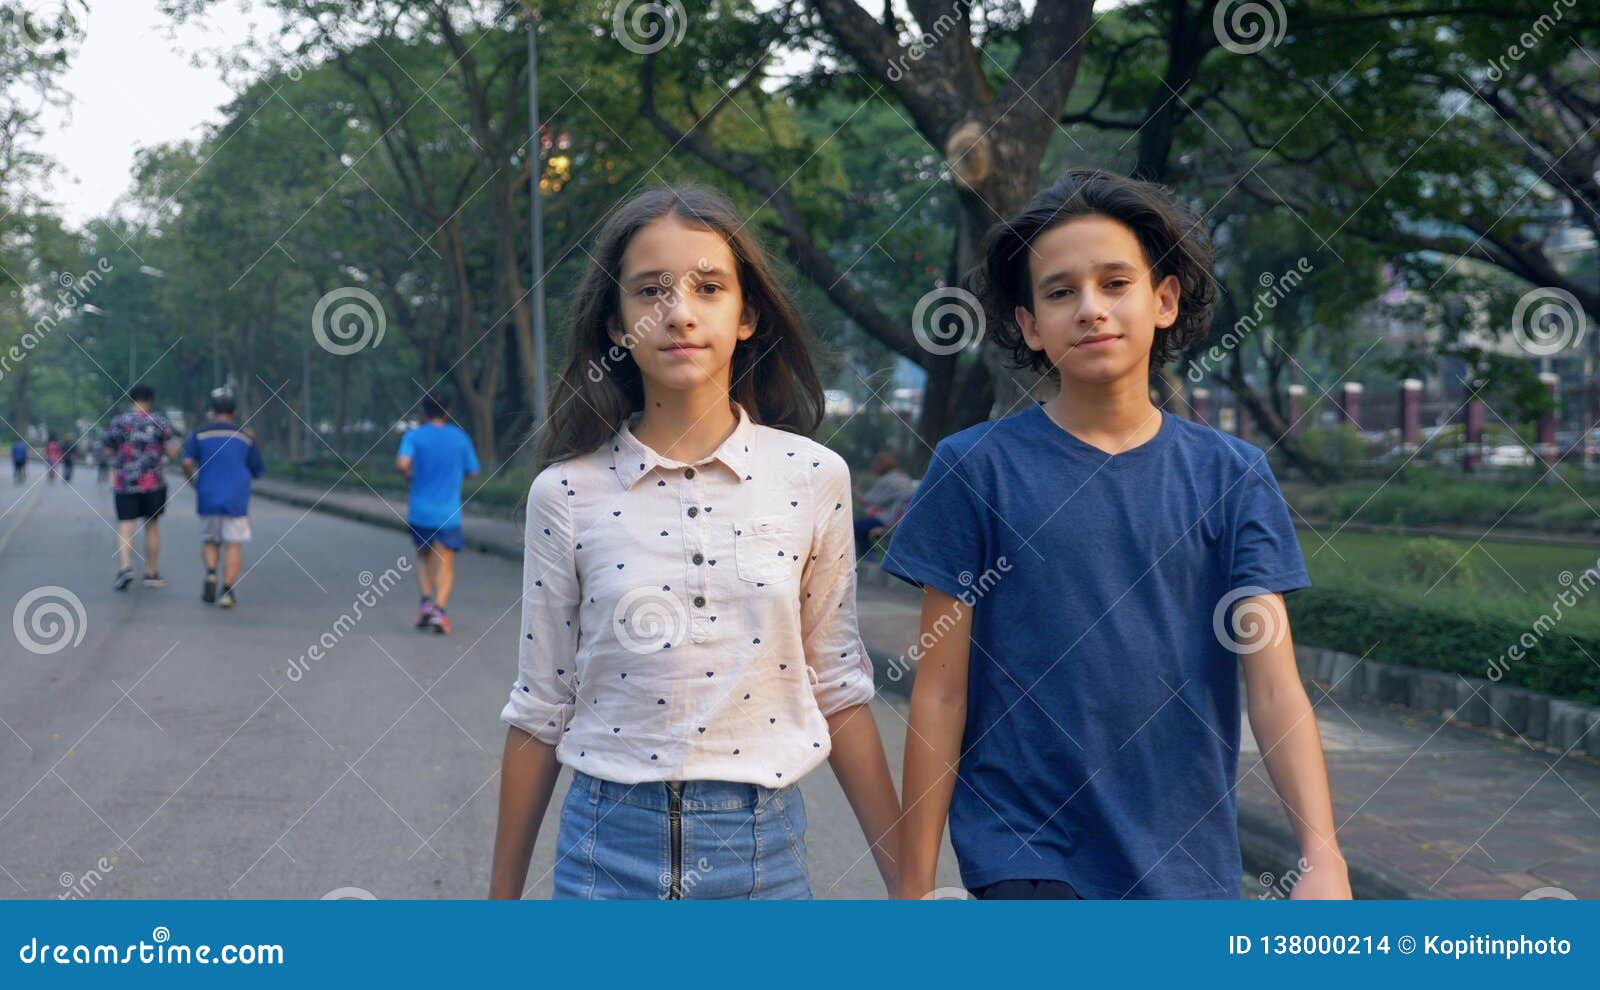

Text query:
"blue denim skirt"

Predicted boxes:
[[552, 770, 812, 900]]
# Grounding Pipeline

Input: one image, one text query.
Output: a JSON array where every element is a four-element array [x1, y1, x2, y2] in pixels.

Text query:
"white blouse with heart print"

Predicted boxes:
[[500, 402, 876, 786]]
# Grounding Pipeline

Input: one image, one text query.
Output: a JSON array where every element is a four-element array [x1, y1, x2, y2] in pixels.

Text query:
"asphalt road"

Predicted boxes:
[[0, 472, 960, 900]]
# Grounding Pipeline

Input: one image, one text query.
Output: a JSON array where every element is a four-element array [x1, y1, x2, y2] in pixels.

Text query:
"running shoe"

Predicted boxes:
[[114, 567, 134, 591], [202, 570, 218, 604], [429, 606, 451, 635], [143, 572, 166, 589], [218, 587, 237, 609]]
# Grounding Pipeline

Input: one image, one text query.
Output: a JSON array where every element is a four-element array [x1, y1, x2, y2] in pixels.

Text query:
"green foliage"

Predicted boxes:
[[1290, 583, 1600, 705]]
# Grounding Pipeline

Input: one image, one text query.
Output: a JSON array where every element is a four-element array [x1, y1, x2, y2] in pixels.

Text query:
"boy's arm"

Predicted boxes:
[[825, 703, 901, 895], [1239, 592, 1351, 899], [897, 586, 971, 899]]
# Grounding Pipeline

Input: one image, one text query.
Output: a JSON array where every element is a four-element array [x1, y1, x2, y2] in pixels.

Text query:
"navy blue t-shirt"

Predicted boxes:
[[182, 420, 265, 517], [882, 402, 1310, 899]]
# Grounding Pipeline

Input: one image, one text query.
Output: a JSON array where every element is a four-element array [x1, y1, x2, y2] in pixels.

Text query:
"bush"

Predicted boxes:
[[1400, 537, 1477, 589], [1289, 584, 1600, 704]]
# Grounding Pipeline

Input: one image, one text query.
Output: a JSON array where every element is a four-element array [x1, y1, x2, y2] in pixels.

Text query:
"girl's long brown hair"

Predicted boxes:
[[534, 185, 824, 471]]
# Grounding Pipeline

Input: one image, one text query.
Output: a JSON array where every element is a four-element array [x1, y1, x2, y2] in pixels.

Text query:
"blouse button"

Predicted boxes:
[[684, 467, 696, 479], [692, 552, 704, 565], [687, 506, 699, 518], [693, 595, 706, 608]]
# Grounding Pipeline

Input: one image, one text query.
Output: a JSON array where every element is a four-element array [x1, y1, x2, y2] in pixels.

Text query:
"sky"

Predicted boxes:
[[35, 0, 269, 226]]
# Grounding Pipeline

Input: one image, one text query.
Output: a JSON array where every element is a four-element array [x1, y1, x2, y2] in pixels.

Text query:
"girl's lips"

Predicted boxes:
[[661, 345, 705, 358]]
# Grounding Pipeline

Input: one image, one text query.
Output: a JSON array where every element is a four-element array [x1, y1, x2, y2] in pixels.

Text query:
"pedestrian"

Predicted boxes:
[[852, 451, 918, 558], [489, 186, 900, 900], [10, 437, 26, 484], [60, 434, 76, 482], [181, 393, 264, 609], [100, 384, 178, 590], [396, 391, 479, 635], [45, 435, 62, 482], [886, 169, 1351, 900]]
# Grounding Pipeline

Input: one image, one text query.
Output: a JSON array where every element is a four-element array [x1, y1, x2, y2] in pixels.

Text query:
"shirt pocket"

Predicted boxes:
[[734, 516, 798, 585]]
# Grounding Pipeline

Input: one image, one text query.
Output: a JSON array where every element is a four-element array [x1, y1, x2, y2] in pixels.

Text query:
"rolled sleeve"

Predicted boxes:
[[500, 466, 581, 744], [800, 453, 875, 717]]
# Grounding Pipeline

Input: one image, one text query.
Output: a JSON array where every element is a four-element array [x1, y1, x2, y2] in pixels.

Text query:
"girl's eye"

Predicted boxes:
[[698, 283, 723, 295], [640, 285, 660, 297]]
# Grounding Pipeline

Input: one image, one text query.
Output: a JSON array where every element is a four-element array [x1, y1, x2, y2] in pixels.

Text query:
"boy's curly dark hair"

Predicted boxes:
[[972, 168, 1216, 378]]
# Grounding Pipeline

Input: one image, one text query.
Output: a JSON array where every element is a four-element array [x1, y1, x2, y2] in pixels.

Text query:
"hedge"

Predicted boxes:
[[1289, 584, 1600, 705]]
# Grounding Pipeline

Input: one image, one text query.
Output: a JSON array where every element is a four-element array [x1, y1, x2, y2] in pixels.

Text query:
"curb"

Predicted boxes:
[[253, 482, 523, 560]]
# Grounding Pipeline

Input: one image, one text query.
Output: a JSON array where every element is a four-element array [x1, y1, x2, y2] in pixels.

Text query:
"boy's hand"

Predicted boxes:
[[1289, 852, 1352, 899]]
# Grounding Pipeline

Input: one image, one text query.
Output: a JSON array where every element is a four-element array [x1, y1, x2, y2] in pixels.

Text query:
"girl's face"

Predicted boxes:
[[610, 216, 756, 395], [1015, 215, 1180, 386]]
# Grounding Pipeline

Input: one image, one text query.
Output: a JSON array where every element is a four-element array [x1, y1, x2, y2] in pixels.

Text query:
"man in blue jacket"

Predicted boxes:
[[181, 393, 265, 608]]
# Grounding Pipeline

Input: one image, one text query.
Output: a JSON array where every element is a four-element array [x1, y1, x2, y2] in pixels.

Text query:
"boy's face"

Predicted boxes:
[[611, 216, 756, 394], [1015, 214, 1180, 386]]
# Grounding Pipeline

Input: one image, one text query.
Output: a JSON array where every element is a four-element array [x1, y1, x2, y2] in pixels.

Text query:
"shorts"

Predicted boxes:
[[552, 770, 811, 900], [113, 487, 168, 521], [199, 515, 252, 543], [408, 522, 463, 551]]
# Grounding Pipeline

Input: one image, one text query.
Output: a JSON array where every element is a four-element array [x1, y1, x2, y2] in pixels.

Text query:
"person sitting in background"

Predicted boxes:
[[853, 451, 919, 558]]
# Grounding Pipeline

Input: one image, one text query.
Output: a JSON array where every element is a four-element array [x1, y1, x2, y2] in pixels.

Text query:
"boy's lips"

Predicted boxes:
[[1074, 333, 1121, 349]]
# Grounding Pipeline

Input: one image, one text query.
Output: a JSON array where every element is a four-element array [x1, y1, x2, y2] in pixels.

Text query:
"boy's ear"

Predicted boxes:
[[1015, 305, 1041, 350], [1153, 273, 1181, 330]]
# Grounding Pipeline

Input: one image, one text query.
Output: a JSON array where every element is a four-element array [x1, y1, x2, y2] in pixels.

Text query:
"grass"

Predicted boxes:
[[1285, 466, 1600, 537]]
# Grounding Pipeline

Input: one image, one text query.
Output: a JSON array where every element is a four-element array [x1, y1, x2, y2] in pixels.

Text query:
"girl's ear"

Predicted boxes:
[[1152, 273, 1181, 330], [606, 313, 629, 350], [736, 303, 757, 343]]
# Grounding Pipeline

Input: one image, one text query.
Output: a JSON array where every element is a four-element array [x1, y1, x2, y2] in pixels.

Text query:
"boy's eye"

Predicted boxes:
[[1106, 279, 1131, 290], [1048, 288, 1074, 299]]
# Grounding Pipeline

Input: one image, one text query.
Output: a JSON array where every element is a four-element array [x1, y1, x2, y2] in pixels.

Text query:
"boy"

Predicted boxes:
[[397, 391, 479, 634], [885, 169, 1350, 900], [181, 393, 265, 608]]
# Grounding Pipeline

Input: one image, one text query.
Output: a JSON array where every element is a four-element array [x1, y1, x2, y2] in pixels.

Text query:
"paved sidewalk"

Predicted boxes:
[[856, 571, 1600, 900], [255, 476, 1599, 898]]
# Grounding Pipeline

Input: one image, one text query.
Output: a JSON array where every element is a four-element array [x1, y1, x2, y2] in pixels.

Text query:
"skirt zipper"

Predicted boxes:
[[666, 780, 684, 900]]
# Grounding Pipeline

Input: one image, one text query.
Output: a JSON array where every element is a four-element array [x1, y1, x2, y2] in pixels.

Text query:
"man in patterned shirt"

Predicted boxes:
[[100, 384, 179, 590]]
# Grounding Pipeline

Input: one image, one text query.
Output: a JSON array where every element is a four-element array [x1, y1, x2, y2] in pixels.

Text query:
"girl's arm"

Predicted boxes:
[[897, 586, 971, 899], [488, 727, 562, 898], [1239, 592, 1351, 899], [826, 703, 901, 894]]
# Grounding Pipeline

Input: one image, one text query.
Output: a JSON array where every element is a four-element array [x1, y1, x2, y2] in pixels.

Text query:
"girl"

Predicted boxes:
[[489, 186, 900, 899]]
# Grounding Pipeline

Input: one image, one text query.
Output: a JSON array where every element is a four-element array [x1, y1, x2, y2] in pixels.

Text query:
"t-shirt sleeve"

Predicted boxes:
[[398, 429, 415, 460], [247, 440, 265, 478], [462, 433, 481, 475], [879, 440, 987, 601], [181, 432, 199, 463], [1230, 452, 1310, 595]]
